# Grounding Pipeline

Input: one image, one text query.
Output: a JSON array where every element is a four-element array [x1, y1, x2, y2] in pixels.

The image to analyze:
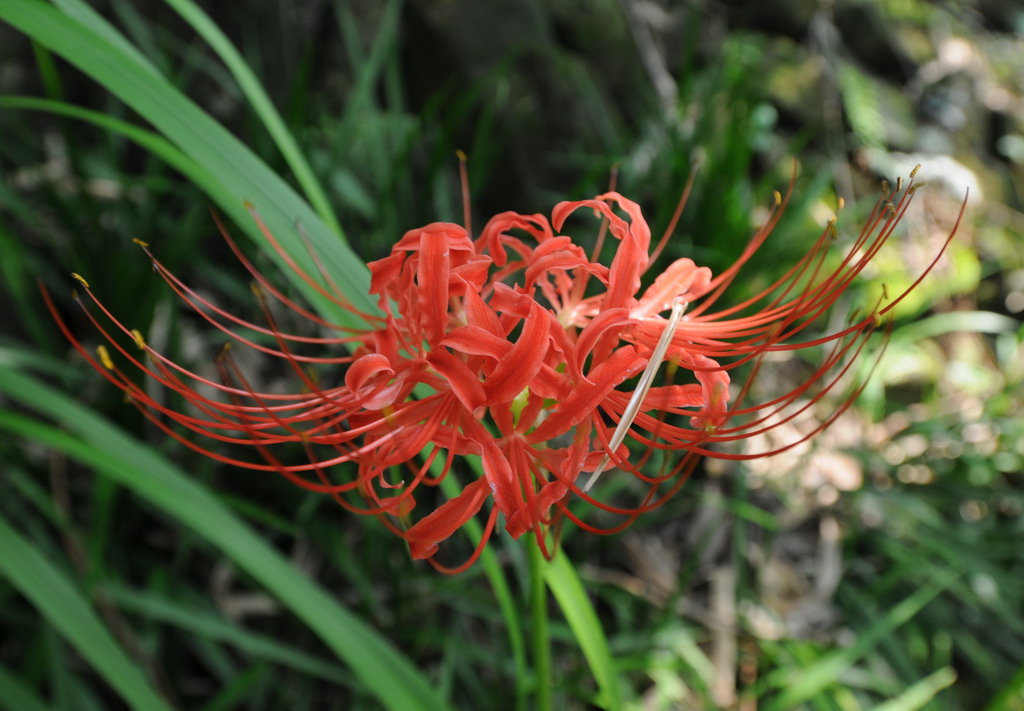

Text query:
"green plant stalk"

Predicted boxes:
[[437, 471, 528, 711], [543, 553, 623, 711], [51, 0, 163, 78], [447, 460, 623, 711], [528, 535, 553, 711]]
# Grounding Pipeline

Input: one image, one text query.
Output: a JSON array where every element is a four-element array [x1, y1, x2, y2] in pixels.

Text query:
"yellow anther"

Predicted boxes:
[[96, 345, 114, 370], [896, 176, 903, 192], [243, 199, 255, 211], [773, 190, 782, 206], [132, 238, 149, 247], [827, 216, 838, 238], [250, 281, 264, 300], [881, 179, 891, 194], [838, 196, 845, 210], [911, 163, 921, 177], [130, 329, 146, 350], [908, 181, 926, 195], [71, 273, 90, 288], [455, 148, 468, 162]]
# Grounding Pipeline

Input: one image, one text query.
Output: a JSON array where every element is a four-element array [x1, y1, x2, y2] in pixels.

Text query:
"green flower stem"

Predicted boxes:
[[438, 469, 528, 711], [528, 535, 553, 711], [543, 552, 623, 710], [447, 457, 623, 710]]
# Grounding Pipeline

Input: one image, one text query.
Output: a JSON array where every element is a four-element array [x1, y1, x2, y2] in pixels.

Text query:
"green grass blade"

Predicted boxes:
[[199, 662, 268, 711], [333, 0, 403, 118], [543, 552, 623, 711], [50, 0, 162, 79], [0, 518, 174, 711], [764, 571, 959, 711], [0, 96, 219, 195], [0, 0, 375, 324], [105, 585, 347, 684], [873, 667, 958, 711], [160, 0, 343, 237], [0, 665, 54, 711], [0, 368, 453, 711]]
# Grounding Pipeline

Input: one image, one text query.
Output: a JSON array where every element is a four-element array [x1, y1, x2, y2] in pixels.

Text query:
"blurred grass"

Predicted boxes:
[[1, 0, 1022, 709]]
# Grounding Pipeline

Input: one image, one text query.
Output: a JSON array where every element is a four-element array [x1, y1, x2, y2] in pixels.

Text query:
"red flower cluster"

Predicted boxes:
[[47, 169, 961, 572]]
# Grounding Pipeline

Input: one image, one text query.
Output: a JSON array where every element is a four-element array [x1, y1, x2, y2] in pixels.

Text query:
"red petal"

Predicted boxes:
[[690, 354, 731, 428], [404, 477, 490, 559], [527, 345, 646, 443], [634, 258, 712, 319], [345, 353, 393, 394], [440, 326, 510, 360], [462, 287, 504, 336], [484, 301, 550, 405], [574, 308, 631, 369], [417, 230, 451, 344], [427, 350, 487, 415]]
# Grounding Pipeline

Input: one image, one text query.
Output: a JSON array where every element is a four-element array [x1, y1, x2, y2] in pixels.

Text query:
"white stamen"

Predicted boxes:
[[583, 298, 687, 492]]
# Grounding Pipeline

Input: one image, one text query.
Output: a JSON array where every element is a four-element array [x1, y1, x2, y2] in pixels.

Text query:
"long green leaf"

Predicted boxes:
[[0, 367, 452, 711], [543, 552, 623, 710], [0, 0, 375, 324], [160, 0, 343, 237], [873, 667, 957, 711], [50, 0, 162, 79], [0, 518, 174, 711]]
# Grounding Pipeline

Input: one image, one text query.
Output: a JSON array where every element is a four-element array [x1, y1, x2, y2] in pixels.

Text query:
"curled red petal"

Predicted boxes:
[[484, 301, 550, 405], [440, 326, 510, 360], [345, 353, 393, 394], [404, 477, 490, 559], [425, 350, 486, 416], [634, 258, 712, 319]]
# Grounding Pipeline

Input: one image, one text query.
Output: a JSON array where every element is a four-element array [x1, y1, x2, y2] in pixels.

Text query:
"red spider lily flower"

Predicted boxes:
[[45, 167, 963, 572]]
